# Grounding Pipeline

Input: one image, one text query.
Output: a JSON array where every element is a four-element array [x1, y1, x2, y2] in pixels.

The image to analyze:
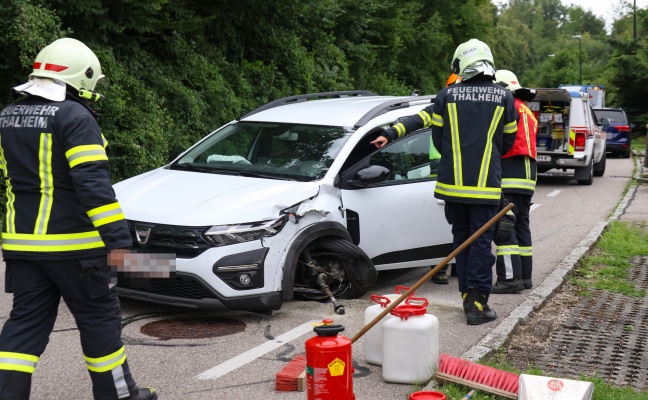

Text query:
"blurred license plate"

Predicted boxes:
[[606, 132, 612, 140], [537, 155, 551, 162]]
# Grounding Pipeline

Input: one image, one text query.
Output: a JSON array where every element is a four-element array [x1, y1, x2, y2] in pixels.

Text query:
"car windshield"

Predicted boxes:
[[170, 121, 353, 182], [594, 110, 628, 125]]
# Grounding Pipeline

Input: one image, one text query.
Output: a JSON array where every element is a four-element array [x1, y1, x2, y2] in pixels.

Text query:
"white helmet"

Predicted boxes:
[[451, 39, 495, 80], [494, 69, 522, 91], [30, 38, 104, 91]]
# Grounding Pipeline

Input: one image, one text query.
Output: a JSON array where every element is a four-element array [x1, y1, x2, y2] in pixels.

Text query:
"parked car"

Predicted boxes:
[[112, 91, 454, 312], [593, 107, 632, 158], [530, 88, 606, 185]]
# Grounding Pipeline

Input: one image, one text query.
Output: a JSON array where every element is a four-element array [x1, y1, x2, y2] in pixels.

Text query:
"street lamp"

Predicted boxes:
[[571, 35, 582, 85]]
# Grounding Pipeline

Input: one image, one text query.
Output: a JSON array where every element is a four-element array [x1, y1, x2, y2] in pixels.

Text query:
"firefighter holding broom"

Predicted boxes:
[[372, 39, 517, 325]]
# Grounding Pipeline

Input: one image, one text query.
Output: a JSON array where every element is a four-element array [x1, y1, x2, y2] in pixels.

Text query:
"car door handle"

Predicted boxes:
[[436, 200, 445, 205]]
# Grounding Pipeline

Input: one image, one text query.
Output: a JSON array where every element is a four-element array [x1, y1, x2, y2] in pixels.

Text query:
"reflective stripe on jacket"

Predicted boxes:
[[501, 98, 539, 196]]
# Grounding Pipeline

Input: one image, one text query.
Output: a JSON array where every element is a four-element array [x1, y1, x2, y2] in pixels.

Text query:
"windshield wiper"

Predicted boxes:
[[238, 171, 296, 181], [170, 163, 211, 173]]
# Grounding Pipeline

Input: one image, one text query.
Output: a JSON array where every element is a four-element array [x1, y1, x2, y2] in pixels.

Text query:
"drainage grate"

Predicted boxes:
[[533, 257, 648, 389], [141, 317, 246, 340]]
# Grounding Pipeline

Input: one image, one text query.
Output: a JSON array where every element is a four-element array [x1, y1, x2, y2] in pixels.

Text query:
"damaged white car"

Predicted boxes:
[[113, 91, 453, 312]]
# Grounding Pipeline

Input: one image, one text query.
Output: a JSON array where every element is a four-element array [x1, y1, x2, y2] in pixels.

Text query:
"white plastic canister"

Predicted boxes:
[[382, 300, 439, 384], [364, 287, 415, 365]]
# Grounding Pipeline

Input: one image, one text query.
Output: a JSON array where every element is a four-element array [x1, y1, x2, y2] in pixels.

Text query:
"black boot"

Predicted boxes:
[[461, 292, 469, 315], [129, 387, 158, 400], [491, 278, 524, 294], [465, 290, 497, 325], [523, 278, 533, 289], [431, 265, 449, 284]]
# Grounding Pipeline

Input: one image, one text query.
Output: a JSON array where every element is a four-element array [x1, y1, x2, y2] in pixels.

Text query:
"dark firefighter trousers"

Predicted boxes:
[[0, 257, 137, 400], [503, 192, 533, 281], [444, 202, 498, 294]]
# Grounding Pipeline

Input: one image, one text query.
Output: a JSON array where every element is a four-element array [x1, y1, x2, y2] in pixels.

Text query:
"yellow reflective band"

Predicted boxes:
[[519, 246, 533, 256], [435, 182, 501, 200], [35, 133, 54, 235], [418, 110, 433, 128], [0, 352, 39, 374], [394, 123, 406, 138], [65, 145, 108, 168], [496, 245, 520, 256], [84, 346, 126, 373], [524, 155, 531, 180], [431, 112, 443, 127], [87, 203, 126, 227], [503, 120, 517, 134], [478, 106, 503, 187], [448, 103, 462, 186], [501, 178, 536, 191], [568, 130, 575, 154], [0, 145, 16, 233], [2, 231, 105, 252], [101, 134, 109, 149], [523, 114, 532, 155]]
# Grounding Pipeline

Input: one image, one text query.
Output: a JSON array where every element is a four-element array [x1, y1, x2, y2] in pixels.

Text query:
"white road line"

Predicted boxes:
[[547, 190, 561, 197], [530, 203, 541, 213], [195, 320, 317, 380]]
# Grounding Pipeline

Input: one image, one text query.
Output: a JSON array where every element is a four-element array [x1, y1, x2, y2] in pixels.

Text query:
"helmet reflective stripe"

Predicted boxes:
[[87, 202, 126, 227], [2, 231, 105, 251], [451, 39, 494, 77], [31, 38, 104, 91], [494, 70, 522, 92], [65, 144, 108, 168], [435, 182, 501, 200], [0, 351, 39, 374], [84, 346, 127, 373]]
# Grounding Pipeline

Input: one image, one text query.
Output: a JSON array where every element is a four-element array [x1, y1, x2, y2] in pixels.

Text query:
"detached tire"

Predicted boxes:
[[294, 237, 378, 301]]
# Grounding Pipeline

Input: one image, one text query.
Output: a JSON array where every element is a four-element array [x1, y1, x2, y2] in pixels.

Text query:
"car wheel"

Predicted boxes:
[[293, 237, 377, 301], [594, 151, 606, 177], [577, 159, 594, 185], [623, 149, 631, 158]]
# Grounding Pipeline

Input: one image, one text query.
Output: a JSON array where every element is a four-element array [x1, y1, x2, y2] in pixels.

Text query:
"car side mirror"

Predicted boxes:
[[347, 165, 390, 188], [600, 117, 610, 127]]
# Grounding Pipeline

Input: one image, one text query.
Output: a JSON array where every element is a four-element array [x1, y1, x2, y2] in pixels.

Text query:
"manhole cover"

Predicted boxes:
[[141, 317, 246, 340]]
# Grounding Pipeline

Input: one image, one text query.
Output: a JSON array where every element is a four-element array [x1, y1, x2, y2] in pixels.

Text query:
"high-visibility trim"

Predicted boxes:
[[87, 202, 126, 227], [0, 145, 16, 233], [496, 245, 520, 256], [501, 178, 536, 191], [524, 154, 531, 180], [478, 106, 504, 187], [448, 103, 463, 186], [503, 120, 517, 134], [435, 182, 501, 200], [84, 346, 127, 373], [2, 231, 105, 252], [418, 110, 433, 128], [44, 63, 69, 72], [568, 130, 575, 155], [393, 123, 406, 138], [523, 113, 532, 155], [34, 133, 54, 235], [0, 352, 39, 374], [518, 246, 533, 256], [101, 134, 109, 148], [65, 145, 108, 168], [431, 112, 443, 127]]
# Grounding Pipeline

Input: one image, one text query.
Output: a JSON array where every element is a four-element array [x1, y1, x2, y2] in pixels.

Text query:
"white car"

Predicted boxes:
[[113, 91, 453, 312]]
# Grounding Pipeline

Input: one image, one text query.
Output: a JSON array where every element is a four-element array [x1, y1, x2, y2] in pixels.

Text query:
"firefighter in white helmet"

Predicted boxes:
[[372, 39, 518, 325], [0, 38, 157, 400], [491, 69, 538, 294]]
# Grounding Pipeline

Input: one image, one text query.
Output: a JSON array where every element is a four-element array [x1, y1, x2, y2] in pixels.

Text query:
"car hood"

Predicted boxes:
[[113, 168, 321, 226]]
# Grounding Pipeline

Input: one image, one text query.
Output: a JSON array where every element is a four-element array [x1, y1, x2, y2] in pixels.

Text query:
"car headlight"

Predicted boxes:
[[203, 216, 287, 247]]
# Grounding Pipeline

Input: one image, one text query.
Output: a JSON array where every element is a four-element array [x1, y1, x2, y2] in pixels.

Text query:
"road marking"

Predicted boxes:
[[195, 320, 316, 380], [547, 190, 561, 197], [530, 203, 541, 212]]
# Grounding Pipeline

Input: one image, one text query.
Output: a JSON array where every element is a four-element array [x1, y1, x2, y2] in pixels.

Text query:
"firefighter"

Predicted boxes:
[[492, 69, 539, 292], [371, 39, 518, 325], [0, 38, 157, 400]]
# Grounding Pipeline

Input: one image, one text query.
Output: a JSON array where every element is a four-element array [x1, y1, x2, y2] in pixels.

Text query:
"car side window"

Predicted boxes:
[[368, 130, 435, 182]]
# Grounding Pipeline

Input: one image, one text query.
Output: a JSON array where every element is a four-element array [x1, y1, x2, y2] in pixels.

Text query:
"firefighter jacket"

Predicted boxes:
[[501, 98, 539, 196], [430, 77, 517, 205], [0, 95, 132, 260]]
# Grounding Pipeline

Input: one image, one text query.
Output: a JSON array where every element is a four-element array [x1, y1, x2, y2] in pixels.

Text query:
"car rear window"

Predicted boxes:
[[594, 109, 628, 124]]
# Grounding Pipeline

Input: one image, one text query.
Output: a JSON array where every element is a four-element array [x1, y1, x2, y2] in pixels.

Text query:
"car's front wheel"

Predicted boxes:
[[293, 237, 377, 301]]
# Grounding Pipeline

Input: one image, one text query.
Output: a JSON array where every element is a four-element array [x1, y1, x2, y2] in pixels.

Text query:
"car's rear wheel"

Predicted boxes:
[[594, 151, 606, 177], [293, 237, 377, 301], [577, 159, 594, 185]]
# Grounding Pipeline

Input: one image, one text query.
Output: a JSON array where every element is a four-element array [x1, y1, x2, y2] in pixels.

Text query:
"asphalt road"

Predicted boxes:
[[0, 155, 634, 400]]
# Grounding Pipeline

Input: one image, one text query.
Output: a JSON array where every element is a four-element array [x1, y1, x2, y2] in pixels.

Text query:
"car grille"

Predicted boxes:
[[117, 274, 216, 300], [127, 220, 212, 258]]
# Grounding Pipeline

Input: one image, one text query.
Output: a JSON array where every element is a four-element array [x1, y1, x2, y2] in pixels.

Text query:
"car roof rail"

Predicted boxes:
[[354, 95, 436, 128], [237, 90, 379, 120]]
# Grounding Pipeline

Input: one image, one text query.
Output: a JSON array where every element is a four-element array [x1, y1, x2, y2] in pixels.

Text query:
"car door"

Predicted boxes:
[[339, 129, 453, 271]]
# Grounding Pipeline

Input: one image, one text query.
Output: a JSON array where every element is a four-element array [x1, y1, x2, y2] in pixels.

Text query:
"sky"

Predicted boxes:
[[562, 0, 648, 32]]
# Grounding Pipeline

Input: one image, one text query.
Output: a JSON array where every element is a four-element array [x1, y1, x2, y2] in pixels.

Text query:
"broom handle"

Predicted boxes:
[[350, 202, 514, 344]]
